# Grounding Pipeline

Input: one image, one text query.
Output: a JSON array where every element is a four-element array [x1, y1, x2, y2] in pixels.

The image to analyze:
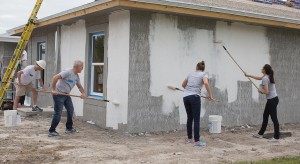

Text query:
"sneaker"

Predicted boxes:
[[252, 134, 263, 139], [32, 106, 43, 112], [187, 138, 194, 144], [268, 138, 279, 143], [48, 131, 60, 137], [65, 128, 78, 133], [194, 141, 206, 147]]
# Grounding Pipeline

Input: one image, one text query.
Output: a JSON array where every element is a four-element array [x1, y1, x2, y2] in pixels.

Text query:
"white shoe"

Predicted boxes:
[[268, 137, 279, 143], [252, 134, 263, 139]]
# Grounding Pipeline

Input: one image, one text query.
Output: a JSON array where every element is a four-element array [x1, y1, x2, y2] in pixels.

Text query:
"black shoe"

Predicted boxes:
[[65, 128, 78, 133], [32, 106, 43, 112], [48, 131, 60, 137]]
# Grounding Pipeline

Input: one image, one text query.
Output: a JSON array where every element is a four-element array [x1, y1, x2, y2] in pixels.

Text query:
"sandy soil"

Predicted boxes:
[[0, 114, 299, 164]]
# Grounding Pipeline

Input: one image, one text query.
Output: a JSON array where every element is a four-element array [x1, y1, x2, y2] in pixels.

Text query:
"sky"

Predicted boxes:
[[0, 0, 94, 34]]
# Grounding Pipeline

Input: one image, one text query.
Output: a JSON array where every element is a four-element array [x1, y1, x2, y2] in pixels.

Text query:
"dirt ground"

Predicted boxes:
[[0, 114, 300, 164]]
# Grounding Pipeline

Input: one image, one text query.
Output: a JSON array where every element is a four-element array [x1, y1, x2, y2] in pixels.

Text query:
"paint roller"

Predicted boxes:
[[167, 85, 220, 102], [167, 85, 184, 92], [213, 41, 260, 90], [111, 101, 120, 106]]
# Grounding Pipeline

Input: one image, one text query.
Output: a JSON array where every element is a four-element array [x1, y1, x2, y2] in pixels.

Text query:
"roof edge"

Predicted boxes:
[[0, 36, 20, 43], [120, 0, 300, 29], [7, 0, 300, 35], [132, 0, 300, 24]]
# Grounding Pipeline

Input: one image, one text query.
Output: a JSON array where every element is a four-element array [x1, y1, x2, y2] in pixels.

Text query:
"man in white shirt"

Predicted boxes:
[[13, 60, 46, 111]]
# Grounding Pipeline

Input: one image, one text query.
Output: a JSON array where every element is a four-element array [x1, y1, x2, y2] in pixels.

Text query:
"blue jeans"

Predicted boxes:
[[183, 95, 201, 142], [49, 95, 74, 132]]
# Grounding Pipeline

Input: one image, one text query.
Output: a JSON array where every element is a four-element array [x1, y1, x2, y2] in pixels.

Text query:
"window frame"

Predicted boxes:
[[89, 32, 105, 98], [36, 41, 46, 88]]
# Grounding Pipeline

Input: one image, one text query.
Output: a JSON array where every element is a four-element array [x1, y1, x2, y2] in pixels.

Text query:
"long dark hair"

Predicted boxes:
[[263, 64, 275, 84], [196, 61, 205, 71]]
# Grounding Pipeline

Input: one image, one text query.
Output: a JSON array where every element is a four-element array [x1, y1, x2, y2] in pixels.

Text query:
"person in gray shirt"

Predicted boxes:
[[245, 64, 280, 142], [48, 60, 87, 137], [182, 61, 213, 147]]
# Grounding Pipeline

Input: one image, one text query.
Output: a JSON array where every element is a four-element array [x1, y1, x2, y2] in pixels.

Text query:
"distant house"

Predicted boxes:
[[0, 34, 19, 101], [0, 34, 19, 59], [8, 0, 300, 133]]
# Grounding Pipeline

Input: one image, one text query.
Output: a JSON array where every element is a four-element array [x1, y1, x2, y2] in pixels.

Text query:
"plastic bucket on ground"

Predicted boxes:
[[4, 110, 21, 127], [208, 115, 222, 134]]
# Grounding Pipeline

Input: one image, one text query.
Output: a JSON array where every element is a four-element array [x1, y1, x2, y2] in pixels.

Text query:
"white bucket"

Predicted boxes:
[[24, 96, 31, 106], [4, 110, 21, 127], [208, 115, 222, 134]]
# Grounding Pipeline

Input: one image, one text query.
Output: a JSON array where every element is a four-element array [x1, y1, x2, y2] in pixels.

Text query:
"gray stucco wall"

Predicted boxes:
[[267, 28, 300, 124], [0, 41, 17, 74], [0, 42, 16, 57], [0, 42, 17, 98], [127, 11, 300, 133], [127, 12, 181, 133]]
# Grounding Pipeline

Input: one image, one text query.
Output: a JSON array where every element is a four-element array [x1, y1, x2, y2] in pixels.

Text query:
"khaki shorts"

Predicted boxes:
[[14, 83, 35, 96]]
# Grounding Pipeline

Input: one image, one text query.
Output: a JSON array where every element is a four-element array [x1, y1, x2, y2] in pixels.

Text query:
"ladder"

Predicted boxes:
[[0, 0, 43, 108]]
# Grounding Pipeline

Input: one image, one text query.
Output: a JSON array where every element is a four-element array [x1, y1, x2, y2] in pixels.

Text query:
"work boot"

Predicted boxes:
[[32, 105, 43, 112]]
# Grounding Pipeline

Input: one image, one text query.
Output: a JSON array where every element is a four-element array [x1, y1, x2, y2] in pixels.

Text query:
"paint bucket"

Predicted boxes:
[[208, 115, 222, 134], [24, 96, 31, 106], [4, 110, 21, 127]]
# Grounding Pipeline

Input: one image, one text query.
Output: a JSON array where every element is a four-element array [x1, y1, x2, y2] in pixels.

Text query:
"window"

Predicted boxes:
[[89, 33, 105, 97], [37, 42, 46, 88]]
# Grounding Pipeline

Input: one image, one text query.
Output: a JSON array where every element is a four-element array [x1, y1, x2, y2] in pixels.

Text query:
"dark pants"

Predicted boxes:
[[183, 95, 201, 142], [49, 95, 74, 132], [258, 96, 280, 139]]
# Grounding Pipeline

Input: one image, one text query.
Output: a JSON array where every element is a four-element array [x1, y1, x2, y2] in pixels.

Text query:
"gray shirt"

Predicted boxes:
[[56, 69, 80, 94], [261, 75, 277, 99], [183, 71, 208, 97]]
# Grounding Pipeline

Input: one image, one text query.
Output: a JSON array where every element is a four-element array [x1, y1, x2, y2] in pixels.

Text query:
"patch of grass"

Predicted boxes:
[[236, 156, 300, 164]]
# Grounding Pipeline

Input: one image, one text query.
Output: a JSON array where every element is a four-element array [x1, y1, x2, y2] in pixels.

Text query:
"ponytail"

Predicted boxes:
[[269, 70, 275, 84], [196, 61, 205, 71], [263, 64, 275, 84]]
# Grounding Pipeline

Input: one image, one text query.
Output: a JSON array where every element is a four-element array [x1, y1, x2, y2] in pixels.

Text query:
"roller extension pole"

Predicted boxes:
[[1, 81, 110, 102], [36, 90, 110, 102], [222, 45, 260, 90], [167, 85, 220, 102]]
